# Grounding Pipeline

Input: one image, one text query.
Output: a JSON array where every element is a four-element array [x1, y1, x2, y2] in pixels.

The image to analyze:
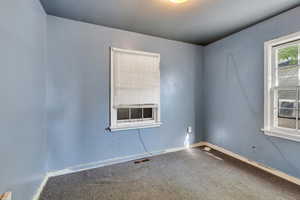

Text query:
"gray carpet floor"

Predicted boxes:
[[40, 147, 300, 200]]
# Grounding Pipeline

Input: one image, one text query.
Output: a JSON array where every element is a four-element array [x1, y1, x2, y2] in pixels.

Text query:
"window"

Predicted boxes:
[[116, 107, 154, 122], [110, 47, 161, 131], [264, 32, 300, 142]]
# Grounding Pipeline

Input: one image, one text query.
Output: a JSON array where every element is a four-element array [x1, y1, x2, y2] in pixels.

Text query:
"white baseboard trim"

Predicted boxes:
[[32, 175, 49, 200], [47, 142, 204, 178], [199, 142, 300, 186], [48, 152, 155, 177], [30, 143, 202, 200]]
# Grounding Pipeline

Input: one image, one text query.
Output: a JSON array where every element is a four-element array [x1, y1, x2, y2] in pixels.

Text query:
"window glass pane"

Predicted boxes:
[[278, 45, 298, 66], [131, 108, 142, 119], [277, 46, 299, 87], [117, 108, 129, 120], [278, 117, 296, 129], [143, 108, 153, 119], [277, 90, 296, 129]]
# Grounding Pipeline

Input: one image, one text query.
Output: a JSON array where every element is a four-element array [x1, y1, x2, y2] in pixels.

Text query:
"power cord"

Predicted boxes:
[[227, 52, 300, 177], [137, 129, 153, 156], [262, 133, 300, 177]]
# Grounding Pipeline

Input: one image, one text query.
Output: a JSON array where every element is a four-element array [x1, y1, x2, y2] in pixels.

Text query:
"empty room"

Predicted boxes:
[[2, 0, 300, 200]]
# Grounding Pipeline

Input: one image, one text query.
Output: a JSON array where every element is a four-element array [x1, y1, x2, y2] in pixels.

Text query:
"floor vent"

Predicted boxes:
[[204, 152, 224, 161], [201, 146, 223, 161], [134, 158, 150, 164]]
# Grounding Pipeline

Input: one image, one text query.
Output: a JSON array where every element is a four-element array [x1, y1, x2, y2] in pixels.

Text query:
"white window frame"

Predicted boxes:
[[263, 31, 300, 142], [110, 47, 162, 132]]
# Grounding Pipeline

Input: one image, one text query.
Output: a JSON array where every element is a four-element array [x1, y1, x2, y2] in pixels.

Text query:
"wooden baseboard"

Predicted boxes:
[[198, 142, 300, 186], [0, 192, 11, 200], [191, 142, 206, 148]]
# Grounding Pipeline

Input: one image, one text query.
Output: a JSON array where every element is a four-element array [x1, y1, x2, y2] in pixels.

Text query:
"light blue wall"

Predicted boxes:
[[204, 6, 300, 178], [0, 0, 47, 200], [47, 16, 203, 171], [4, 3, 300, 199]]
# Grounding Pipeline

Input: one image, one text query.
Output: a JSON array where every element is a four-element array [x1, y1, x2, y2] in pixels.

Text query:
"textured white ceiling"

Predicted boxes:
[[40, 0, 300, 45]]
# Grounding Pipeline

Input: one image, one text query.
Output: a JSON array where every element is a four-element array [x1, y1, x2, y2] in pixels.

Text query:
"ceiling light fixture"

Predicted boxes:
[[169, 0, 188, 4]]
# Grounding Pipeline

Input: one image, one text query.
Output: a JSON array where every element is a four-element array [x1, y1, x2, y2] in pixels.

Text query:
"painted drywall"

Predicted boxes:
[[204, 6, 300, 178], [46, 16, 203, 171], [0, 0, 47, 200]]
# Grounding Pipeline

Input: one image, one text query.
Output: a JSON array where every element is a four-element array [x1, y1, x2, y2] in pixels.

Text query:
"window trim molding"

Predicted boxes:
[[109, 47, 161, 131], [110, 122, 163, 132], [263, 31, 300, 142], [262, 128, 300, 142]]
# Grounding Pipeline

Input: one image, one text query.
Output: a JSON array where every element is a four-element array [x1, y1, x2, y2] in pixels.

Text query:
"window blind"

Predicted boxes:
[[112, 48, 160, 107]]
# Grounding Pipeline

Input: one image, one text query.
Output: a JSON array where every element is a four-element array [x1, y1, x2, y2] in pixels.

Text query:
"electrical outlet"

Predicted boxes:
[[187, 126, 192, 133], [0, 192, 12, 200], [251, 145, 257, 153]]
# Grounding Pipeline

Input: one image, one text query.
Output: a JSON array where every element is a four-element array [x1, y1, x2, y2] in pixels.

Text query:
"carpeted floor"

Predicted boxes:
[[40, 147, 300, 200]]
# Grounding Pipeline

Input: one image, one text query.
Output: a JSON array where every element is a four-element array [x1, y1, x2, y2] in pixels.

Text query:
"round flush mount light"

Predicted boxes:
[[169, 0, 188, 3]]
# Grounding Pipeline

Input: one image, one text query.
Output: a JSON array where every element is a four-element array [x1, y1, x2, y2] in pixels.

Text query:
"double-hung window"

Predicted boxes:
[[264, 32, 300, 142], [110, 47, 161, 131]]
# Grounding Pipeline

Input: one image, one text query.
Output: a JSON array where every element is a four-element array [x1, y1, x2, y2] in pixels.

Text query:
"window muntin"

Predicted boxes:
[[117, 107, 154, 123]]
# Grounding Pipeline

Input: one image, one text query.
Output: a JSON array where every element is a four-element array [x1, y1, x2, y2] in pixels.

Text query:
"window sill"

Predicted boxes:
[[262, 128, 300, 142], [110, 122, 162, 132]]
